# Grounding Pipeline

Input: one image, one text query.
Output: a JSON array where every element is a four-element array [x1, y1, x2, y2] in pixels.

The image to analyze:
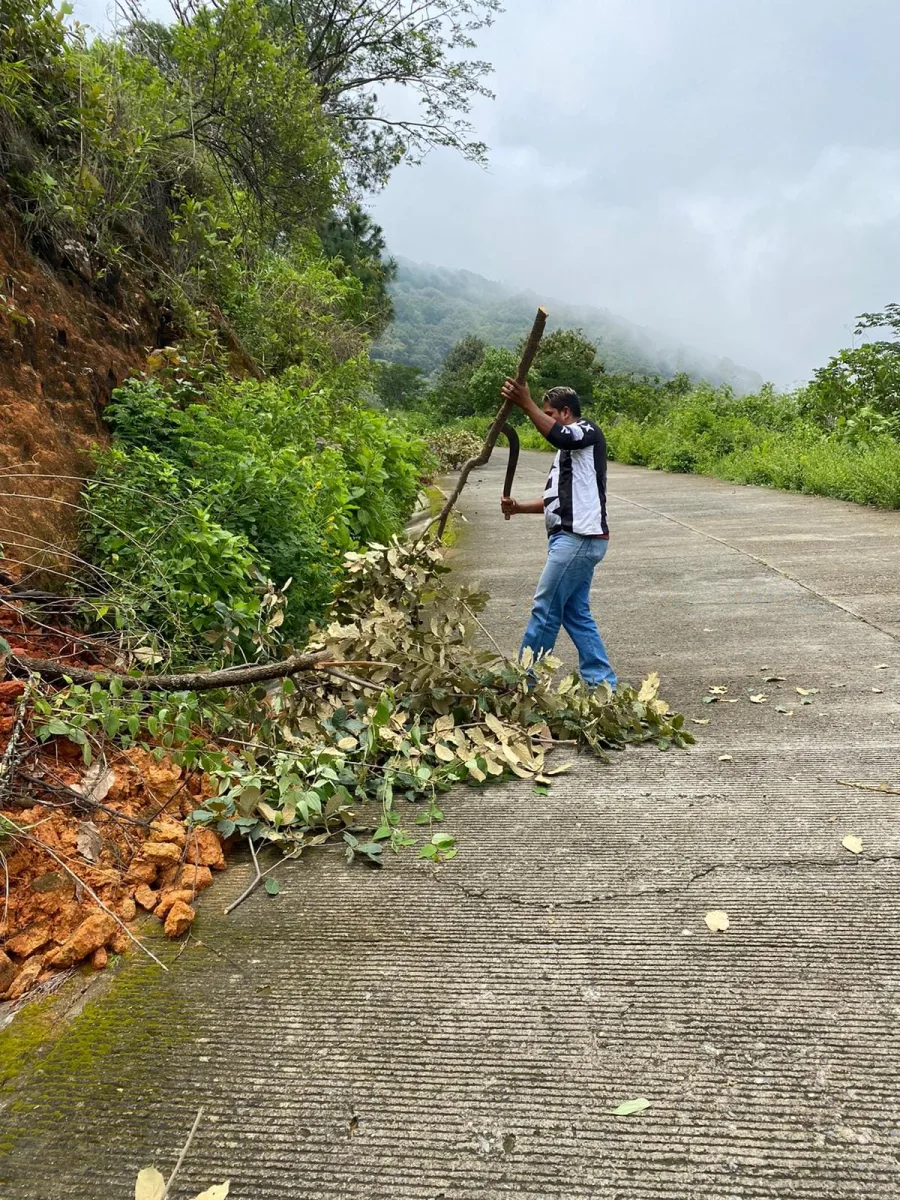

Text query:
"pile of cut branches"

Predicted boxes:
[[0, 539, 690, 996]]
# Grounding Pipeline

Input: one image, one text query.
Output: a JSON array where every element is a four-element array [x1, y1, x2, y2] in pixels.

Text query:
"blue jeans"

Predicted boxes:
[[519, 532, 616, 689]]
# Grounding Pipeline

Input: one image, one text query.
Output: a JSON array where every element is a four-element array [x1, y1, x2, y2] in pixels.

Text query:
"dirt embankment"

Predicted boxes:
[[0, 186, 164, 565]]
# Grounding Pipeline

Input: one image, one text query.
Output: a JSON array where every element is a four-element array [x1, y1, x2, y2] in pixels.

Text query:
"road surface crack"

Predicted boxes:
[[432, 853, 900, 909]]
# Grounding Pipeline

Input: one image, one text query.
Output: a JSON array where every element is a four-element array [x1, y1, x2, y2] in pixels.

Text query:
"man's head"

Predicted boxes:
[[542, 386, 581, 425]]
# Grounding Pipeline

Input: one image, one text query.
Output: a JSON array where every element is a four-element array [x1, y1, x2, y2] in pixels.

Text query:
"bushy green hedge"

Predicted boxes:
[[84, 364, 430, 657], [605, 392, 900, 509]]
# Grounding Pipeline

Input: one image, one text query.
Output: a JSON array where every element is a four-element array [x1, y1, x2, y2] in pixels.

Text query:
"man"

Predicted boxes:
[[498, 378, 616, 691]]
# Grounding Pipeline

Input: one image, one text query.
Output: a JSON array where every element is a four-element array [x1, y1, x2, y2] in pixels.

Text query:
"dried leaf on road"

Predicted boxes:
[[610, 1097, 651, 1116], [709, 686, 729, 695], [691, 718, 710, 725], [135, 1169, 166, 1200], [718, 754, 733, 762], [764, 675, 786, 683], [841, 835, 863, 855], [775, 706, 794, 716], [704, 910, 730, 932], [190, 1186, 230, 1200], [796, 687, 819, 696], [875, 664, 888, 670], [749, 694, 768, 704]]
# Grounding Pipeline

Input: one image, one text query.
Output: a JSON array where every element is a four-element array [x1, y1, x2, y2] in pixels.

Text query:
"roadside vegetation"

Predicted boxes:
[[383, 318, 900, 509]]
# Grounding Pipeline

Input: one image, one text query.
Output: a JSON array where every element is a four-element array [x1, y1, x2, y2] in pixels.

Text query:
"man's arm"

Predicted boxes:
[[501, 496, 544, 517], [500, 379, 557, 438]]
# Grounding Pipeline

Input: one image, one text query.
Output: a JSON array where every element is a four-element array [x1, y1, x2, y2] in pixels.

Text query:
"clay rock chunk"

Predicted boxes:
[[5, 921, 53, 958], [4, 955, 43, 1001], [91, 947, 109, 971], [0, 950, 18, 994], [149, 818, 187, 849], [156, 889, 194, 920], [164, 900, 195, 939], [185, 828, 226, 870], [141, 841, 183, 867], [124, 859, 158, 886], [43, 913, 117, 968], [177, 865, 213, 894], [134, 884, 159, 911], [118, 897, 137, 923]]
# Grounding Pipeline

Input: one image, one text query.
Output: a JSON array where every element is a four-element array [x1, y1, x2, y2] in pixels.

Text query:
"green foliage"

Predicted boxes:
[[606, 391, 900, 510], [801, 342, 900, 435], [171, 539, 693, 854], [85, 364, 430, 653], [532, 327, 598, 402], [225, 240, 372, 374], [373, 361, 428, 409], [82, 445, 270, 663], [320, 205, 397, 338]]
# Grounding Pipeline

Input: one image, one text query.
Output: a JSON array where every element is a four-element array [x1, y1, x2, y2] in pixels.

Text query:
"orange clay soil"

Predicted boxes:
[[0, 596, 227, 1004]]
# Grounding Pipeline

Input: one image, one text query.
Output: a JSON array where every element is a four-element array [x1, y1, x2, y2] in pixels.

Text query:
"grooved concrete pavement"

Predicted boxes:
[[2, 455, 899, 1199]]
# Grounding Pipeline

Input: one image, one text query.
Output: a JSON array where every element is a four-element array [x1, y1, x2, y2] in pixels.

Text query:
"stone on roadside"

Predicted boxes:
[[109, 928, 128, 955], [43, 913, 117, 968], [0, 950, 18, 993], [5, 921, 53, 958], [141, 841, 183, 867], [4, 955, 43, 1001], [185, 827, 226, 870], [118, 896, 137, 923], [156, 889, 194, 919], [177, 864, 213, 894], [134, 884, 159, 911], [164, 900, 195, 938], [91, 947, 108, 971]]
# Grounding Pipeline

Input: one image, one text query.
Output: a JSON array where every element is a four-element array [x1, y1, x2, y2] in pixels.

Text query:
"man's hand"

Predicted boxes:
[[501, 495, 519, 517], [501, 378, 531, 409]]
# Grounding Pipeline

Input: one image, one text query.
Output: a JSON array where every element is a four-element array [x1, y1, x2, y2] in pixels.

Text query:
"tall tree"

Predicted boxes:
[[261, 0, 502, 189], [320, 203, 397, 336]]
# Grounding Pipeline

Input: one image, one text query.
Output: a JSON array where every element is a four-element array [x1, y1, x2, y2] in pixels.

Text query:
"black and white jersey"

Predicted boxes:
[[542, 419, 609, 538]]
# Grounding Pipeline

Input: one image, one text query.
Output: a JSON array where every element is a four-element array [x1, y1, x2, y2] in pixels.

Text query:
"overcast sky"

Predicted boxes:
[[74, 0, 900, 385]]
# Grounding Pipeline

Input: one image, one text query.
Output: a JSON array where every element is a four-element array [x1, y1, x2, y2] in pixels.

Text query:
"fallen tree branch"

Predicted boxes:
[[8, 651, 389, 693], [432, 306, 548, 540]]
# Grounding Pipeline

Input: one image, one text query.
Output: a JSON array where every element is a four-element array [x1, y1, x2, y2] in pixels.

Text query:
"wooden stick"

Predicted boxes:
[[432, 306, 548, 540], [162, 1107, 205, 1199], [7, 652, 386, 693]]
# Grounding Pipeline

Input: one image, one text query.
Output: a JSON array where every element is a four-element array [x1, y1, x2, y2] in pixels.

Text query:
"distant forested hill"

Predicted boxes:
[[376, 258, 764, 393]]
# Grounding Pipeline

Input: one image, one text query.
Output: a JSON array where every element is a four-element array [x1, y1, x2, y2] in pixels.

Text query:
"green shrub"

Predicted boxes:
[[83, 446, 266, 662], [87, 366, 430, 648]]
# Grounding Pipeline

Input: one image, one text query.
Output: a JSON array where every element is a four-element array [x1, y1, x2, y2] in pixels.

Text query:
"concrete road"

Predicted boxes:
[[2, 455, 899, 1199]]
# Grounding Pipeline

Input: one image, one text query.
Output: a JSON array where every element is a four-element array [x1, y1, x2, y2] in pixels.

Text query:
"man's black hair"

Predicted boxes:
[[543, 386, 582, 419]]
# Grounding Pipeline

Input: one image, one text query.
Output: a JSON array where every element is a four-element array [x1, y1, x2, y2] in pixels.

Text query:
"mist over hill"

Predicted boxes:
[[376, 259, 765, 393]]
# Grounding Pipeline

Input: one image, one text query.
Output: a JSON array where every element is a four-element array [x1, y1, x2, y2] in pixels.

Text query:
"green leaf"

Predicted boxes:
[[217, 819, 236, 838], [610, 1097, 651, 1116], [264, 878, 280, 896]]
